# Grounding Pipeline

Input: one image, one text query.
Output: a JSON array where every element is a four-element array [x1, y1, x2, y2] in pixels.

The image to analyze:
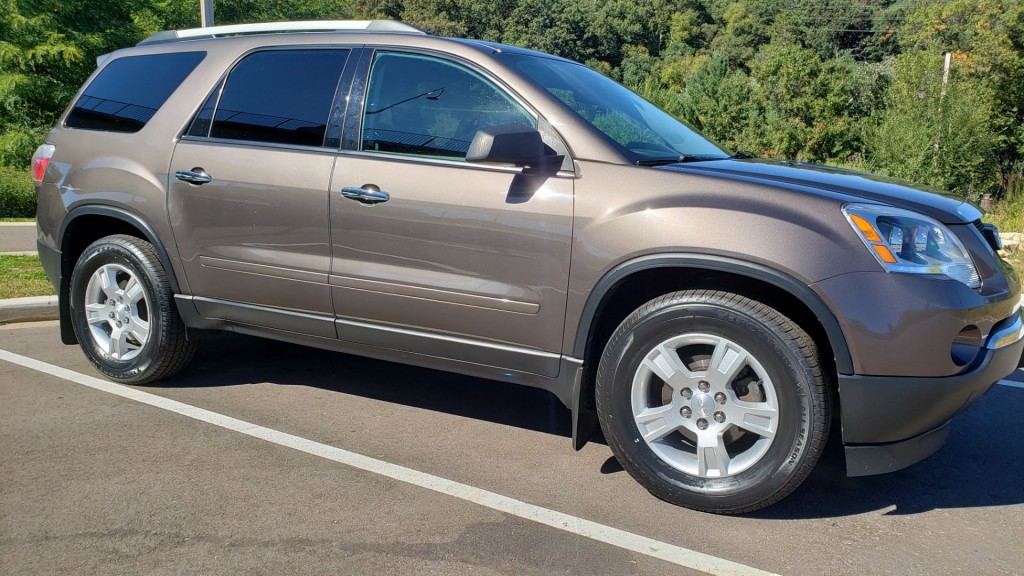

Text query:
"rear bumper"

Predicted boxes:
[[840, 311, 1024, 476]]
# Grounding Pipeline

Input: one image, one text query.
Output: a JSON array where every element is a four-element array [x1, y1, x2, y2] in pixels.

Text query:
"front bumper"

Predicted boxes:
[[840, 309, 1024, 476]]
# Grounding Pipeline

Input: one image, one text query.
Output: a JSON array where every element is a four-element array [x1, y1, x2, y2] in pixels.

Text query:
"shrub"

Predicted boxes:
[[0, 166, 36, 219]]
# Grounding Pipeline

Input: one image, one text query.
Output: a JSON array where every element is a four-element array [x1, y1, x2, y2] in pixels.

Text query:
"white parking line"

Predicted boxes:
[[997, 379, 1024, 390], [0, 348, 776, 576]]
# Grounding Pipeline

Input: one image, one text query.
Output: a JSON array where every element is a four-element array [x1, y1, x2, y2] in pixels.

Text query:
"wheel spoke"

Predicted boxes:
[[95, 266, 121, 301], [124, 276, 144, 305], [128, 318, 150, 345], [696, 431, 731, 477], [634, 404, 681, 443], [707, 339, 748, 386], [109, 327, 125, 357], [642, 344, 694, 391], [732, 402, 777, 439], [85, 303, 110, 325]]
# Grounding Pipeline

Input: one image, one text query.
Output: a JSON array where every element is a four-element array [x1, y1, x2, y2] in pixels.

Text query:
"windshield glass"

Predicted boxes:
[[500, 53, 729, 164]]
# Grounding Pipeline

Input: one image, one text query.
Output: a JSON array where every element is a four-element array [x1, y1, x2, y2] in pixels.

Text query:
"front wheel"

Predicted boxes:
[[596, 290, 830, 514], [70, 235, 197, 384]]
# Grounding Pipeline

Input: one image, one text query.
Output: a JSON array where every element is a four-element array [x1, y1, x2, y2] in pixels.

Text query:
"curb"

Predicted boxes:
[[0, 295, 59, 324]]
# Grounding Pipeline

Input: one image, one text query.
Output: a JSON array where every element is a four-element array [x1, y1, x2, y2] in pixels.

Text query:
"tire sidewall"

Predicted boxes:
[[70, 240, 163, 381], [599, 299, 815, 509]]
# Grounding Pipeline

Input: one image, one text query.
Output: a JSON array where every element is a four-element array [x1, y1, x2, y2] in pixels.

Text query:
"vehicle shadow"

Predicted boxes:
[[746, 384, 1024, 518], [164, 331, 575, 441], [164, 332, 1023, 517]]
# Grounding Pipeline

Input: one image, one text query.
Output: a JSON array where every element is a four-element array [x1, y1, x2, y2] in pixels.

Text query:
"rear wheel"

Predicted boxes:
[[596, 290, 829, 514], [70, 235, 197, 384]]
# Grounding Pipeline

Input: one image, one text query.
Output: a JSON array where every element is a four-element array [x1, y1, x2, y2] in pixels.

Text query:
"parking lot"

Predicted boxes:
[[2, 320, 1022, 575]]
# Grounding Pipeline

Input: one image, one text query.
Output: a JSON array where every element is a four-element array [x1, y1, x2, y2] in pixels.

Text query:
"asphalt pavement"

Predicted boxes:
[[2, 321, 1022, 575]]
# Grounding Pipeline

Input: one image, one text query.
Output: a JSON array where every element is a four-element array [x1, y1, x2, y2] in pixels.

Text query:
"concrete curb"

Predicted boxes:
[[0, 296, 59, 324]]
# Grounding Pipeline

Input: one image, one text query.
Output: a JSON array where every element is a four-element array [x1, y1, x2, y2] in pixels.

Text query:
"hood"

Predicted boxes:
[[661, 159, 982, 224]]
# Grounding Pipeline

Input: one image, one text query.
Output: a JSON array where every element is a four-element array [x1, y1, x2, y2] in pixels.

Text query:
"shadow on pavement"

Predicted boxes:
[[748, 383, 1024, 518], [162, 332, 1023, 517], [162, 331, 575, 441]]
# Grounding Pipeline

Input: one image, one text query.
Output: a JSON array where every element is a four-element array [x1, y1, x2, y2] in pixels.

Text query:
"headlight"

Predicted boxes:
[[843, 204, 980, 289]]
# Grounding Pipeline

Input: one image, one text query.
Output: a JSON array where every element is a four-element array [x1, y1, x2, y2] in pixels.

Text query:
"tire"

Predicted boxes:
[[595, 290, 830, 514], [70, 234, 197, 384]]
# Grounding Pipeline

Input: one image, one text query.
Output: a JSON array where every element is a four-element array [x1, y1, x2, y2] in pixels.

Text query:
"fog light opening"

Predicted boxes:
[[951, 325, 982, 367]]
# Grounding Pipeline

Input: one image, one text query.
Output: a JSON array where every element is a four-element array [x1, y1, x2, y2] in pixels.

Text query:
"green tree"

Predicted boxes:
[[866, 50, 998, 200]]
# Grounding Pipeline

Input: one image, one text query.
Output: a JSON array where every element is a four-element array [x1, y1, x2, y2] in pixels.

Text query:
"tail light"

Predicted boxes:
[[31, 144, 55, 183]]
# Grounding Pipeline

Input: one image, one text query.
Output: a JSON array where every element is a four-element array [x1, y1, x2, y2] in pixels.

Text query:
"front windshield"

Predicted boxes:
[[501, 53, 729, 164]]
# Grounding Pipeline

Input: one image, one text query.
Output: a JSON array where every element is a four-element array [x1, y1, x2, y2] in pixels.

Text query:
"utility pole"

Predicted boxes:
[[933, 52, 952, 173], [940, 52, 951, 99], [200, 0, 214, 28]]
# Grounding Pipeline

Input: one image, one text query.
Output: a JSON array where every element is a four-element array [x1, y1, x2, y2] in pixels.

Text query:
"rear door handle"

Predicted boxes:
[[175, 168, 212, 185], [341, 185, 390, 205]]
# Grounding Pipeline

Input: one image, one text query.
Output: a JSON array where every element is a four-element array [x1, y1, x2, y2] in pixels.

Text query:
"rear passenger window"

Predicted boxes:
[[65, 52, 205, 133], [199, 49, 348, 147]]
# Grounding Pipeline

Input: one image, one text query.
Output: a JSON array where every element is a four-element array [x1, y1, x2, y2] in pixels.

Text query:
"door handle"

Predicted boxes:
[[341, 185, 390, 205], [175, 168, 213, 185]]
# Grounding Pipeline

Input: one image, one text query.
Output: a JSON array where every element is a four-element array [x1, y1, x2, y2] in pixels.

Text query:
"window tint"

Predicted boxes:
[[209, 50, 348, 147], [501, 53, 727, 163], [65, 52, 205, 133], [362, 52, 534, 159]]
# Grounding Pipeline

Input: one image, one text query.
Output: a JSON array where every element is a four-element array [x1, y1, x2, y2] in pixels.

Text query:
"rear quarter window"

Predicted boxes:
[[65, 51, 206, 133]]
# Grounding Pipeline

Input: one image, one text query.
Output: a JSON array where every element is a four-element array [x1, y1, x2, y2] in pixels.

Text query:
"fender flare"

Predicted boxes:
[[573, 253, 853, 374], [56, 205, 184, 345], [568, 253, 853, 450], [59, 204, 182, 294]]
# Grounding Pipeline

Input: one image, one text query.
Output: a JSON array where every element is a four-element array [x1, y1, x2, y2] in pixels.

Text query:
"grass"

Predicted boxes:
[[0, 254, 54, 299], [0, 217, 34, 222]]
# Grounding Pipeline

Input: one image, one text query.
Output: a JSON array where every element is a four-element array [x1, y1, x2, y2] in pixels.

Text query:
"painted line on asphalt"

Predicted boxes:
[[0, 348, 777, 576], [997, 379, 1024, 390]]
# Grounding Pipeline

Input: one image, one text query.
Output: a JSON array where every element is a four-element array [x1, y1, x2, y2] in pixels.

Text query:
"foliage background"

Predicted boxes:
[[1, 0, 1021, 217]]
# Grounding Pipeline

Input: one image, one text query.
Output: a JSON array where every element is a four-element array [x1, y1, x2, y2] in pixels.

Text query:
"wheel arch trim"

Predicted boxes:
[[573, 253, 854, 375], [59, 204, 182, 294]]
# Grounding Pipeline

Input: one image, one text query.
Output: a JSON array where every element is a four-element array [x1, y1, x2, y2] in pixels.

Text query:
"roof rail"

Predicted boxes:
[[138, 20, 426, 46]]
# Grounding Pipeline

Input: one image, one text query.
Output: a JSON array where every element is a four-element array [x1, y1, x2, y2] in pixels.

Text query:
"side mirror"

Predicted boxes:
[[466, 123, 552, 167]]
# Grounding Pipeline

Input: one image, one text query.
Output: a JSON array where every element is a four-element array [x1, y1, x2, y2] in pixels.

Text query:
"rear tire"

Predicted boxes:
[[596, 290, 829, 514], [70, 235, 197, 384]]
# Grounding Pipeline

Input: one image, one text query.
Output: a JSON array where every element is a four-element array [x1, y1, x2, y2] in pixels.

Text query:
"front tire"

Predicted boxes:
[[70, 235, 197, 384], [596, 290, 829, 514]]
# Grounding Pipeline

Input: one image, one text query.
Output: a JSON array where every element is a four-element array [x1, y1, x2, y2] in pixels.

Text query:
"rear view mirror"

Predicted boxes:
[[466, 123, 552, 167]]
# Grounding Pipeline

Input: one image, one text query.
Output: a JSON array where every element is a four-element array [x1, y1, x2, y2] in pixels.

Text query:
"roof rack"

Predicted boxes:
[[138, 20, 426, 46]]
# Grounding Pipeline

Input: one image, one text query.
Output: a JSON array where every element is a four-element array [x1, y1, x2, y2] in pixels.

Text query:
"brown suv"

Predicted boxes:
[[31, 20, 1024, 514]]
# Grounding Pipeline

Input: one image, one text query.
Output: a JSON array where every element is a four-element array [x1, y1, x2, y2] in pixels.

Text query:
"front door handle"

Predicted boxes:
[[175, 168, 213, 185], [341, 185, 390, 205]]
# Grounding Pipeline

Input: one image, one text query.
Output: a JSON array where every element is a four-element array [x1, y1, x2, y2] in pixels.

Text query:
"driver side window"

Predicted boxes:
[[361, 52, 534, 160]]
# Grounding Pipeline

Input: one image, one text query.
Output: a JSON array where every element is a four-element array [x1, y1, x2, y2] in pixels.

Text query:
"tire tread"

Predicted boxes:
[[596, 289, 830, 514]]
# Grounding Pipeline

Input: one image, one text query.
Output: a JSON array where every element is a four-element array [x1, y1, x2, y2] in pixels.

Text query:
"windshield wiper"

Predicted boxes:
[[636, 154, 727, 167]]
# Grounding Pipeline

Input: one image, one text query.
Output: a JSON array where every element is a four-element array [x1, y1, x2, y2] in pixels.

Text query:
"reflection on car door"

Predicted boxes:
[[328, 50, 573, 377], [169, 49, 350, 335]]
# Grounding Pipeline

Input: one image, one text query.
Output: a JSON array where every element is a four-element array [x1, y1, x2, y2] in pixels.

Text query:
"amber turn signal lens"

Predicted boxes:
[[849, 214, 882, 242], [872, 244, 898, 264]]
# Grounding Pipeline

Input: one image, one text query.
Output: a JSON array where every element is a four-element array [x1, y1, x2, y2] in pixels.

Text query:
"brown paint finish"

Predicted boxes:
[[34, 25, 1024, 486], [168, 141, 335, 315], [328, 153, 573, 361]]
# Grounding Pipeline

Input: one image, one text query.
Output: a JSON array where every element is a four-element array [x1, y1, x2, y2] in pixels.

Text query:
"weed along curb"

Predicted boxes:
[[0, 296, 59, 324]]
